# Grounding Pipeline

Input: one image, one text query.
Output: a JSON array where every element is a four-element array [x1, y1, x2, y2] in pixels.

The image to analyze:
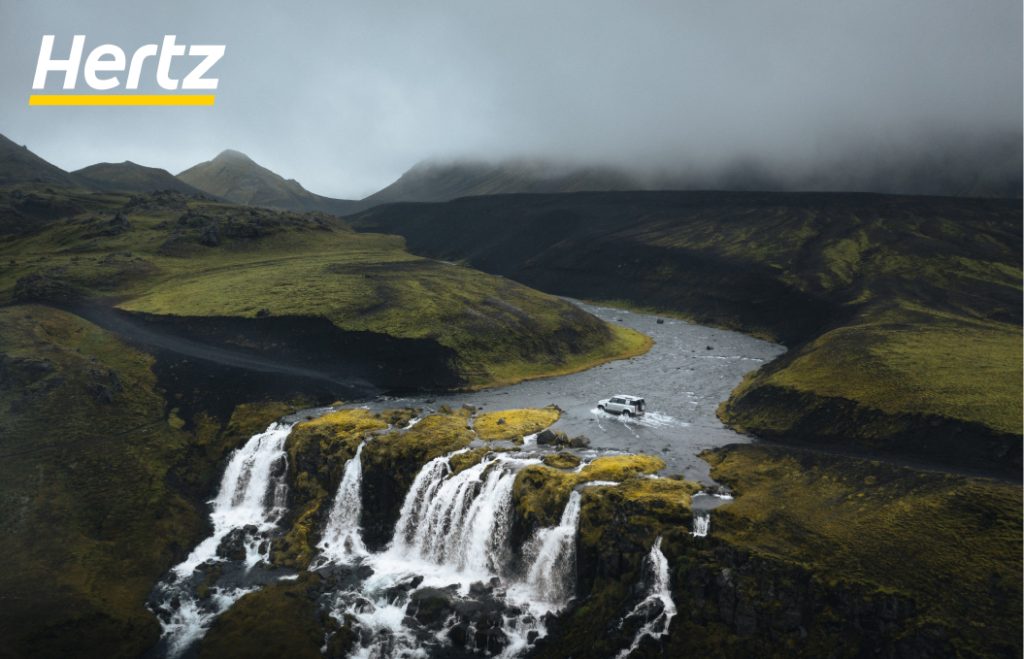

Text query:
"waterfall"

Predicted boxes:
[[388, 452, 529, 578], [692, 513, 710, 537], [615, 536, 676, 659], [522, 490, 582, 605], [150, 422, 294, 658], [316, 442, 368, 564]]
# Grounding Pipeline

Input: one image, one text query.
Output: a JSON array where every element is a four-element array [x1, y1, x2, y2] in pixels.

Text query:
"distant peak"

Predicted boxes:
[[214, 149, 253, 163]]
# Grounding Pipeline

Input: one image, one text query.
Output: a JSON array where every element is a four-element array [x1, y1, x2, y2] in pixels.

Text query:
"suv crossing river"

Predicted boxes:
[[597, 395, 646, 417]]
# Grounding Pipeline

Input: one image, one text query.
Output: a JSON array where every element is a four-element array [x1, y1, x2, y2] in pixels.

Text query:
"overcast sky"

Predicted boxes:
[[1, 0, 1021, 198]]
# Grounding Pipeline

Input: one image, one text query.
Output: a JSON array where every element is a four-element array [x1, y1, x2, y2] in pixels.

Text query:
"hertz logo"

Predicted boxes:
[[29, 35, 224, 106]]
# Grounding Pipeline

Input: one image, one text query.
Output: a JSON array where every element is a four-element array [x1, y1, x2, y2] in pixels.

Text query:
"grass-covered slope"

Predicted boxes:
[[693, 444, 1022, 657], [0, 187, 648, 390], [0, 303, 296, 658], [351, 191, 1022, 471]]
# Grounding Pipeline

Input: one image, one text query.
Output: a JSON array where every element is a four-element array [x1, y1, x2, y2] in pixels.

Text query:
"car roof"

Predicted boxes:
[[614, 394, 644, 400]]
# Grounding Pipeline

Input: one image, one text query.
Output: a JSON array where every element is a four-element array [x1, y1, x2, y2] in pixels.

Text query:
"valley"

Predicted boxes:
[[0, 135, 1019, 658]]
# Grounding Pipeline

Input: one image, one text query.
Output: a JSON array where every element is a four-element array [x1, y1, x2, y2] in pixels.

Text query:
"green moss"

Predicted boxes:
[[474, 406, 560, 440], [198, 573, 332, 659], [729, 314, 1022, 436], [703, 444, 1023, 656], [513, 455, 668, 529], [365, 410, 475, 466], [274, 409, 390, 569], [541, 452, 581, 469], [449, 447, 501, 474]]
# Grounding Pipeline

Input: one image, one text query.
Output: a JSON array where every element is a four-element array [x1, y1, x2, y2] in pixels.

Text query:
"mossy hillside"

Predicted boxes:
[[702, 444, 1023, 656], [352, 192, 1022, 467], [198, 573, 338, 659], [0, 188, 649, 389], [473, 406, 560, 440], [273, 409, 390, 568], [0, 304, 296, 658], [722, 305, 1022, 442]]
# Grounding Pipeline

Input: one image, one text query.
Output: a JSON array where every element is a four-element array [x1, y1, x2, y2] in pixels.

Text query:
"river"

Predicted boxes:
[[339, 300, 784, 483]]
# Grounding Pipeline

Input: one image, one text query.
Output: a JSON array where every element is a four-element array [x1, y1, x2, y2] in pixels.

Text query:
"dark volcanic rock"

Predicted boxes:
[[216, 525, 259, 562]]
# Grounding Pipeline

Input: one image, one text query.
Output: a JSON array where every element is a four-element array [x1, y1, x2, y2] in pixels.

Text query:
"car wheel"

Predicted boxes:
[[621, 409, 632, 417], [598, 405, 605, 412]]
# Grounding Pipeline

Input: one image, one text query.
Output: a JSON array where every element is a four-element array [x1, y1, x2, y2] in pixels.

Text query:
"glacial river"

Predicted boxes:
[[351, 301, 785, 483]]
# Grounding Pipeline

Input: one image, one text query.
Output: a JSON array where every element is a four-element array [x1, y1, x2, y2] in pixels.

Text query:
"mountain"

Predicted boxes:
[[357, 159, 643, 207], [0, 133, 78, 187], [73, 161, 207, 195], [177, 150, 355, 214]]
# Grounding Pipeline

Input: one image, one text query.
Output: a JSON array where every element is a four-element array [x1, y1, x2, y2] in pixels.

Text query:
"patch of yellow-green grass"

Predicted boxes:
[[705, 444, 1022, 656], [745, 316, 1022, 435], [542, 452, 581, 469], [577, 477, 700, 548], [448, 446, 517, 474], [289, 408, 388, 453], [367, 408, 475, 463], [474, 406, 560, 440], [513, 454, 667, 528]]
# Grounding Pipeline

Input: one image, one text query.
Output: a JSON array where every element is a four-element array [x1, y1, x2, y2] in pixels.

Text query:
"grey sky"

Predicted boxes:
[[1, 0, 1021, 198]]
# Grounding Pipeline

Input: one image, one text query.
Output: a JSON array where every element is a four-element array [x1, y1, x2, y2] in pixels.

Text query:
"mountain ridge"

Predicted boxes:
[[0, 134, 79, 187], [177, 149, 356, 214], [73, 161, 207, 195]]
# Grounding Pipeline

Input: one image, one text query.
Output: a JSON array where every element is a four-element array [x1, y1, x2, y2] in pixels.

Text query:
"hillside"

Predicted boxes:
[[0, 187, 646, 397], [351, 191, 1023, 473], [177, 150, 356, 215], [356, 159, 642, 207], [72, 161, 207, 195], [0, 134, 78, 187]]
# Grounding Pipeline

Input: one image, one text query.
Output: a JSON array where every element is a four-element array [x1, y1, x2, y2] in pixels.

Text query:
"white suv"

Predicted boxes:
[[597, 395, 646, 417]]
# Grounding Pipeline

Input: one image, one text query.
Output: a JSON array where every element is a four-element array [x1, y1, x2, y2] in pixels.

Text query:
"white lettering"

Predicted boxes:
[[156, 35, 187, 90], [182, 45, 225, 90], [83, 44, 125, 91], [33, 35, 85, 89]]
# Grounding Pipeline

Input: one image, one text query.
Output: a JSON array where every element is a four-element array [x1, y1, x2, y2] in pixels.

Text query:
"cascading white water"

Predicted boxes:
[[522, 490, 582, 605], [692, 513, 710, 537], [615, 536, 677, 659], [389, 452, 530, 578], [327, 451, 573, 658], [151, 422, 293, 658], [155, 426, 676, 659], [316, 441, 368, 564]]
